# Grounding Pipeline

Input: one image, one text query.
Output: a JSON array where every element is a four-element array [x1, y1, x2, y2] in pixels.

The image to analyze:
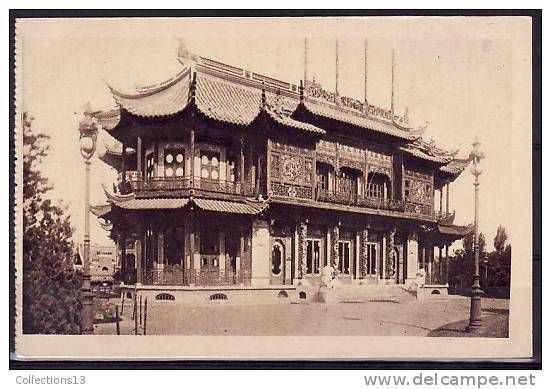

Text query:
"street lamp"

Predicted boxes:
[[466, 136, 484, 332], [78, 103, 98, 335]]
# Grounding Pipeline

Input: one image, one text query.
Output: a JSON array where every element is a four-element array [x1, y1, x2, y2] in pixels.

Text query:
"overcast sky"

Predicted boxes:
[[17, 17, 529, 249]]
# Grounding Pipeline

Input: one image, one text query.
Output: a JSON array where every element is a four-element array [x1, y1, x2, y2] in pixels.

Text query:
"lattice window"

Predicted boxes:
[[200, 150, 220, 180], [145, 152, 155, 179], [164, 148, 185, 178]]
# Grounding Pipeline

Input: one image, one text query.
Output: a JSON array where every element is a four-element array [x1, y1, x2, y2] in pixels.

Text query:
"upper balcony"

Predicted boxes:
[[118, 172, 255, 199], [314, 188, 433, 217]]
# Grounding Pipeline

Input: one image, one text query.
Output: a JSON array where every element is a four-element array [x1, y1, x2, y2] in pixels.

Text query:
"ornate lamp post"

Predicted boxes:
[[466, 137, 484, 332], [78, 103, 98, 335]]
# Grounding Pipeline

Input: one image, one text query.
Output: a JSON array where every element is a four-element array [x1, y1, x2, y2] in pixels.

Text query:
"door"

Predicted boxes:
[[270, 239, 285, 285]]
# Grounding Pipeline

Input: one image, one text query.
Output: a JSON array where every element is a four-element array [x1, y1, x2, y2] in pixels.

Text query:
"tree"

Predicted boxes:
[[494, 225, 508, 253], [22, 112, 82, 334]]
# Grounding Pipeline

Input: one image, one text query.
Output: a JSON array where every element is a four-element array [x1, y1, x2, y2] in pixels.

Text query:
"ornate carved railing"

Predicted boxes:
[[141, 267, 251, 286], [128, 177, 254, 197], [314, 188, 432, 216]]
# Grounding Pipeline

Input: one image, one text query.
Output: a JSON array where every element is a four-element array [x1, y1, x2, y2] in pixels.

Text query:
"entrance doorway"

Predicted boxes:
[[270, 240, 285, 285]]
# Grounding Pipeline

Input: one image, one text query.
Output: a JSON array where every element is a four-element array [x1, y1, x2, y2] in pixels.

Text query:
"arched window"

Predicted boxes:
[[366, 173, 390, 199], [271, 241, 284, 275], [339, 167, 362, 195]]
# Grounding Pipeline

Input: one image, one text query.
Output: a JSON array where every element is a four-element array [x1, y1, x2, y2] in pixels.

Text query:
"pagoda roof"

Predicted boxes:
[[99, 55, 415, 139], [438, 158, 470, 177], [99, 135, 136, 170], [436, 223, 472, 238], [97, 53, 462, 170], [97, 185, 268, 216], [299, 100, 415, 140]]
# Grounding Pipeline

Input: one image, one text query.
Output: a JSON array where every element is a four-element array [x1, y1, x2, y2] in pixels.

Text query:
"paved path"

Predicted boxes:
[[95, 297, 509, 337]]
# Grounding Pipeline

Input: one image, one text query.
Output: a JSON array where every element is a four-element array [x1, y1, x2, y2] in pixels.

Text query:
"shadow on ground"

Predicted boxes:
[[427, 309, 509, 338]]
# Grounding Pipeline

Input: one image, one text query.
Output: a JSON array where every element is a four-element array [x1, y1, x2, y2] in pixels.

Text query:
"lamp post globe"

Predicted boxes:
[[466, 136, 484, 333], [78, 103, 98, 335]]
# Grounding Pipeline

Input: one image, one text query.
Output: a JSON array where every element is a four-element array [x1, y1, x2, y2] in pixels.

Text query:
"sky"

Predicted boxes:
[[17, 17, 529, 249]]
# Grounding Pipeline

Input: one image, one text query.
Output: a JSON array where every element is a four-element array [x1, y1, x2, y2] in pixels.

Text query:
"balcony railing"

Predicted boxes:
[[141, 267, 252, 287], [126, 176, 255, 197], [315, 188, 433, 216]]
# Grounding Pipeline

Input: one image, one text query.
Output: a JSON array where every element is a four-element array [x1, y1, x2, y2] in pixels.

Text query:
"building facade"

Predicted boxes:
[[91, 51, 470, 301]]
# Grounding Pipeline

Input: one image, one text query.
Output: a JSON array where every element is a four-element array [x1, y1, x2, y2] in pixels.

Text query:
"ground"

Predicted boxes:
[[94, 295, 509, 337]]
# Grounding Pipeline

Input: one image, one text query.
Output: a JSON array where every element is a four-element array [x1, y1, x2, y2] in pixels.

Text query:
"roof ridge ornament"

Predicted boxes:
[[177, 39, 201, 65]]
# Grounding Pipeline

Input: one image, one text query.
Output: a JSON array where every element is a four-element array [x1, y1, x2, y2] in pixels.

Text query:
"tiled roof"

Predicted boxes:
[[302, 101, 415, 140], [109, 67, 191, 118], [439, 158, 470, 176], [94, 109, 121, 130], [193, 198, 266, 215], [90, 204, 112, 218], [437, 223, 472, 237], [400, 146, 452, 164], [194, 73, 262, 125], [114, 197, 189, 210], [264, 109, 325, 134]]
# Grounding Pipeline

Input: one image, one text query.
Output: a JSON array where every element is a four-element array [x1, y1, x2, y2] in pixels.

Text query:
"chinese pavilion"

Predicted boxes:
[[91, 47, 470, 302]]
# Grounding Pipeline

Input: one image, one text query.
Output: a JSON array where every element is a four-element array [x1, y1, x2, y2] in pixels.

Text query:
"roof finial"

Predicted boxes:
[[335, 38, 340, 106], [391, 48, 395, 118], [303, 37, 309, 97], [403, 106, 409, 125], [363, 38, 369, 115], [299, 80, 304, 102], [189, 72, 197, 102], [261, 82, 267, 109], [177, 39, 200, 65]]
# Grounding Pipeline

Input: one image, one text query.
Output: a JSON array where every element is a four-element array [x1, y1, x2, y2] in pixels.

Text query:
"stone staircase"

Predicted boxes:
[[335, 284, 416, 303], [293, 283, 417, 303]]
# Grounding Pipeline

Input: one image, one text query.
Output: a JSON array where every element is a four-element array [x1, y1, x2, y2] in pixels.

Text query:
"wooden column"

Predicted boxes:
[[298, 222, 308, 278], [136, 132, 143, 180], [120, 233, 126, 283], [238, 226, 244, 285], [439, 188, 443, 213], [121, 143, 127, 182], [266, 139, 272, 195], [361, 229, 369, 279], [136, 227, 143, 284], [331, 224, 339, 269], [386, 227, 396, 280], [190, 129, 195, 187], [445, 245, 449, 284], [158, 229, 165, 266], [446, 182, 450, 214], [438, 246, 443, 284], [189, 209, 195, 285], [239, 137, 245, 191]]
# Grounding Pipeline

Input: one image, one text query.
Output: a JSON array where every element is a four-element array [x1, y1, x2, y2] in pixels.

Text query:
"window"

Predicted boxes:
[[367, 173, 387, 199], [164, 148, 185, 178], [146, 152, 155, 179], [366, 242, 378, 275], [339, 169, 357, 194], [201, 150, 220, 181], [338, 240, 351, 274], [404, 179, 410, 199], [316, 163, 331, 190], [306, 239, 321, 274]]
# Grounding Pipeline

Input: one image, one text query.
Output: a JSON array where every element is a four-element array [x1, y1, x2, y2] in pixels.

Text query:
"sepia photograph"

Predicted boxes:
[[12, 13, 536, 361]]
